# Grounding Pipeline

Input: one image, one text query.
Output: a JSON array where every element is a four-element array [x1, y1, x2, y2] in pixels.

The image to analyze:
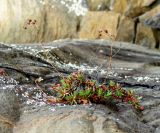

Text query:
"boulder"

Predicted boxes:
[[111, 0, 156, 18], [87, 0, 111, 11], [135, 23, 156, 48], [139, 5, 160, 29], [0, 0, 79, 44], [13, 105, 153, 133], [116, 16, 135, 43], [79, 11, 120, 40]]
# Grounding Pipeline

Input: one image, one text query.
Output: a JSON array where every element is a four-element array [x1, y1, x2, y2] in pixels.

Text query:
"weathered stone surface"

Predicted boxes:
[[116, 16, 135, 42], [0, 40, 160, 133], [1, 40, 160, 86], [79, 11, 120, 40], [87, 0, 111, 11], [139, 5, 160, 29], [0, 90, 20, 133], [13, 104, 153, 133], [135, 23, 156, 48], [125, 0, 156, 18], [111, 0, 156, 18], [110, 0, 128, 14], [0, 90, 20, 122], [42, 0, 79, 42], [0, 0, 79, 43]]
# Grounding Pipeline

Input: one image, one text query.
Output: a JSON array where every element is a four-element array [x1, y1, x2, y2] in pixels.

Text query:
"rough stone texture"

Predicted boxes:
[[13, 105, 153, 133], [110, 0, 128, 14], [125, 0, 157, 18], [0, 40, 160, 133], [135, 23, 157, 48], [0, 0, 78, 43], [139, 5, 160, 29], [0, 90, 20, 122], [0, 0, 159, 51], [42, 0, 79, 42], [111, 0, 156, 17], [79, 11, 120, 40], [0, 90, 20, 133], [87, 0, 111, 11], [1, 39, 160, 90], [116, 16, 135, 42]]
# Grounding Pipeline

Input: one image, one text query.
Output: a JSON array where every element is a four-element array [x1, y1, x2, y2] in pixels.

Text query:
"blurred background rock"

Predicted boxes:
[[0, 0, 159, 49]]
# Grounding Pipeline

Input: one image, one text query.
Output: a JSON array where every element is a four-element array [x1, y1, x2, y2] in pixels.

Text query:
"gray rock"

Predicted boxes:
[[13, 104, 154, 133], [0, 90, 21, 133], [155, 127, 160, 133], [1, 39, 160, 86], [139, 5, 160, 29], [0, 40, 160, 133]]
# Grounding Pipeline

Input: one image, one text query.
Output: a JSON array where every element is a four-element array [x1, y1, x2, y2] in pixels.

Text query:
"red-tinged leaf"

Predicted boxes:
[[101, 85, 108, 91], [0, 68, 5, 75], [139, 106, 144, 111]]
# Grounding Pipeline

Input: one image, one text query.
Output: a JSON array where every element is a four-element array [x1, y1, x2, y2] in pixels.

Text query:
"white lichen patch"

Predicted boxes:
[[0, 76, 18, 87], [39, 0, 88, 16]]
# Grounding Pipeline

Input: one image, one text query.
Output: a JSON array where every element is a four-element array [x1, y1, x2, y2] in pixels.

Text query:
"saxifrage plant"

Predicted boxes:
[[48, 71, 144, 111]]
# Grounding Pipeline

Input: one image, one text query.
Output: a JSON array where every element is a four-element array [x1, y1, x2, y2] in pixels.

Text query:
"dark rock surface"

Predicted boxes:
[[1, 39, 160, 86], [0, 39, 160, 133]]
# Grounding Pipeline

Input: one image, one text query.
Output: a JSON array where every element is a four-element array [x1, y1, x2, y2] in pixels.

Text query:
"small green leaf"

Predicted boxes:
[[79, 89, 92, 97], [65, 94, 73, 101], [115, 90, 123, 97], [60, 79, 69, 88], [85, 89, 92, 96], [79, 90, 86, 97], [109, 80, 115, 86], [128, 101, 132, 104], [97, 88, 103, 97], [60, 79, 65, 85], [77, 74, 84, 82], [105, 90, 112, 97]]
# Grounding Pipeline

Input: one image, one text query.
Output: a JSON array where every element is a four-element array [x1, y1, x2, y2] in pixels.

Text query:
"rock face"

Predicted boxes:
[[1, 40, 160, 82], [0, 0, 160, 49], [111, 0, 129, 14], [139, 5, 160, 29], [0, 0, 79, 43], [79, 11, 120, 40], [13, 105, 153, 133], [0, 90, 20, 133], [135, 23, 156, 48], [111, 0, 156, 17], [87, 0, 111, 11], [0, 40, 160, 133], [116, 16, 135, 42], [125, 0, 156, 18], [79, 0, 160, 49]]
